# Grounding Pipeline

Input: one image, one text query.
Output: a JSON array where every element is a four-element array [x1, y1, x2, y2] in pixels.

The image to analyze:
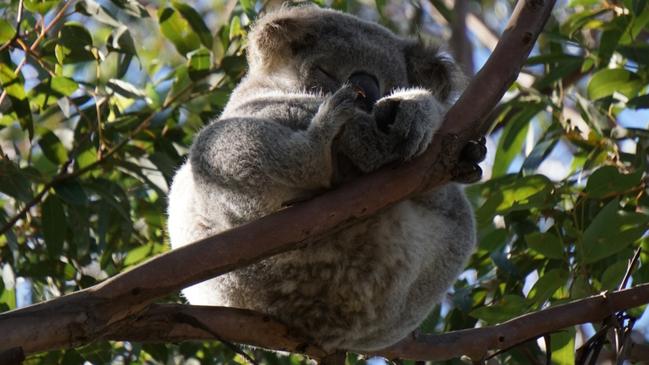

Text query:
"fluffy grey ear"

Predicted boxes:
[[247, 8, 318, 71], [404, 42, 464, 102]]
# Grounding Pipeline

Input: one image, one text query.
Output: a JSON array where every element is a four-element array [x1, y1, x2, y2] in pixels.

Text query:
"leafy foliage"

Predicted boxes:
[[0, 0, 648, 364]]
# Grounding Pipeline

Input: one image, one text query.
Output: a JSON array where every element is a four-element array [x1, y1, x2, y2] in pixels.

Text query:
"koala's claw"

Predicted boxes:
[[454, 162, 483, 184], [453, 137, 487, 183], [349, 72, 380, 112], [461, 137, 487, 164], [374, 99, 400, 133]]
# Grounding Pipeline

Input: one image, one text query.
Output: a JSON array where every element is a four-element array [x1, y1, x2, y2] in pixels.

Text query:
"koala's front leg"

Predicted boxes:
[[191, 86, 369, 194], [337, 88, 445, 173]]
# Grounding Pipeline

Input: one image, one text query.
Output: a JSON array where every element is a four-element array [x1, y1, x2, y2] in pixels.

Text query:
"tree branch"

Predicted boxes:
[[102, 284, 649, 362], [0, 0, 557, 357]]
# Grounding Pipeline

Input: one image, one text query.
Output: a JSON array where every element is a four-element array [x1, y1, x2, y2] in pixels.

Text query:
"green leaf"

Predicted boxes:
[[0, 160, 34, 202], [39, 132, 69, 164], [187, 48, 213, 81], [469, 295, 529, 324], [521, 138, 559, 174], [0, 63, 26, 100], [476, 175, 554, 225], [239, 0, 254, 14], [23, 0, 58, 13], [600, 260, 628, 290], [51, 76, 78, 96], [107, 27, 138, 78], [124, 244, 153, 266], [76, 147, 98, 170], [54, 180, 87, 206], [527, 269, 568, 305], [106, 78, 146, 99], [587, 69, 643, 100], [597, 15, 627, 64], [55, 22, 95, 64], [628, 94, 649, 109], [492, 104, 543, 177], [109, 0, 148, 17], [617, 45, 649, 66], [582, 199, 649, 263], [621, 4, 649, 43], [158, 7, 202, 56], [0, 19, 16, 43], [525, 232, 565, 260], [171, 1, 213, 49], [76, 0, 122, 27], [585, 165, 643, 198], [229, 16, 244, 40], [551, 328, 575, 365], [42, 195, 66, 257], [0, 287, 16, 310]]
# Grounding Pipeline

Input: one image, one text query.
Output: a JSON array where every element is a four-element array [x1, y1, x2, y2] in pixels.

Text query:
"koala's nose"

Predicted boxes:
[[348, 72, 380, 112]]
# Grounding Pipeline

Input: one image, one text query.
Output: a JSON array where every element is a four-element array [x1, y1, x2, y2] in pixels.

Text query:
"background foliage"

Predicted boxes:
[[0, 0, 648, 364]]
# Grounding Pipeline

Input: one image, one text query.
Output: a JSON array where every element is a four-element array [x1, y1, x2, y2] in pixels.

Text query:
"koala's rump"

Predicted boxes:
[[181, 187, 474, 351]]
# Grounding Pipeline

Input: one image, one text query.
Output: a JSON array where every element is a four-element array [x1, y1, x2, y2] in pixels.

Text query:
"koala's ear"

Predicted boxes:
[[404, 42, 465, 102], [247, 10, 318, 71]]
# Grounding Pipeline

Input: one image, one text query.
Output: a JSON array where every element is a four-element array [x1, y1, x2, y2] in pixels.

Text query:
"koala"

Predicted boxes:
[[167, 5, 485, 352]]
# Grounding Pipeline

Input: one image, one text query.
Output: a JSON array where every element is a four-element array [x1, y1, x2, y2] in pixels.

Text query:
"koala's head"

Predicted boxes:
[[247, 5, 462, 102]]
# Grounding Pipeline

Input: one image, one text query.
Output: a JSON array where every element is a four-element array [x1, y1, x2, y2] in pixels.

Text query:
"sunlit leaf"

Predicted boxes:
[[527, 269, 568, 305], [187, 48, 213, 81], [158, 7, 201, 56], [51, 76, 78, 96], [587, 69, 643, 100], [492, 104, 543, 177], [39, 132, 68, 164], [0, 19, 16, 43], [551, 328, 575, 365], [172, 1, 213, 49], [55, 22, 95, 64], [23, 0, 58, 13]]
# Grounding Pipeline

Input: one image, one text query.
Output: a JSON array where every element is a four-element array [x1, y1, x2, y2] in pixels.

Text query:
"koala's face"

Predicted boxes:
[[247, 6, 461, 102]]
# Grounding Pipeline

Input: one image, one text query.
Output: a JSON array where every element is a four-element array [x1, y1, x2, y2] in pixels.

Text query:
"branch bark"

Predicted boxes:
[[102, 284, 649, 362], [0, 0, 557, 358]]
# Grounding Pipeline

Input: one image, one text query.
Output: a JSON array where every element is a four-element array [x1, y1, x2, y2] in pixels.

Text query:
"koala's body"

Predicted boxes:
[[168, 5, 481, 352]]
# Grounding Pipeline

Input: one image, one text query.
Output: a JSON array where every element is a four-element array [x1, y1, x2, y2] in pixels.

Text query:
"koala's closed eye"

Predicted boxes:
[[308, 65, 340, 93]]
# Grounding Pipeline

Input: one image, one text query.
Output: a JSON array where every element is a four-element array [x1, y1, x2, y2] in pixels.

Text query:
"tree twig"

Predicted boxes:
[[99, 284, 649, 362]]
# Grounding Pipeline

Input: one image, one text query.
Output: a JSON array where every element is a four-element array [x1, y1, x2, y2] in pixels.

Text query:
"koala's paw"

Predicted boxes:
[[314, 85, 370, 138], [373, 89, 443, 161], [453, 137, 487, 184]]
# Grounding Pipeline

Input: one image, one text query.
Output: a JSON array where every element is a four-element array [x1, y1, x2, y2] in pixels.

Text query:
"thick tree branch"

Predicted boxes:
[[103, 284, 649, 362], [0, 0, 556, 357]]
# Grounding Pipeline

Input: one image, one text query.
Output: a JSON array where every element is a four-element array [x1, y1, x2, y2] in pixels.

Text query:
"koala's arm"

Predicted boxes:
[[190, 87, 361, 205]]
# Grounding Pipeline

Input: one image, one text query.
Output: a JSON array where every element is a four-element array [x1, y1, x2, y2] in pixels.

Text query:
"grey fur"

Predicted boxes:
[[167, 5, 476, 352]]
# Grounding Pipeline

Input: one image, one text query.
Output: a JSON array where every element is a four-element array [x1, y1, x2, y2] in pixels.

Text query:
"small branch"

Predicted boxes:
[[104, 284, 649, 362], [0, 0, 25, 52], [103, 304, 327, 359], [0, 0, 76, 106]]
